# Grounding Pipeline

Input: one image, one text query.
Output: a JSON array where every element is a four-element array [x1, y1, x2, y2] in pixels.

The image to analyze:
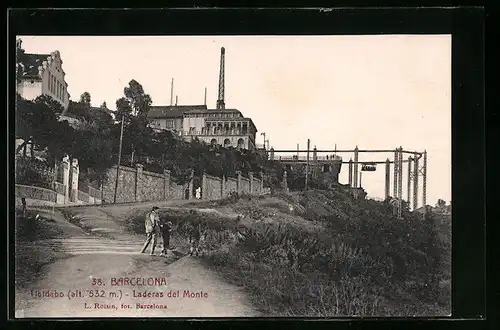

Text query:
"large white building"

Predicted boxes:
[[16, 38, 70, 112], [148, 105, 258, 150]]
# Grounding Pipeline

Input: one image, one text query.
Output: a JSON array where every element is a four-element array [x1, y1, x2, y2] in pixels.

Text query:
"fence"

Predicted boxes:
[[202, 171, 265, 200], [16, 161, 268, 206]]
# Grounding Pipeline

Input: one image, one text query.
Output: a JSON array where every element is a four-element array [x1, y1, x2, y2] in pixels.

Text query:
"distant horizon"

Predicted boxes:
[[17, 35, 451, 206]]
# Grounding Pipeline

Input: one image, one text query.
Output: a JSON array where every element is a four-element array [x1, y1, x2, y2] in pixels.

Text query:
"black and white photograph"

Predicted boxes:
[[13, 33, 452, 318]]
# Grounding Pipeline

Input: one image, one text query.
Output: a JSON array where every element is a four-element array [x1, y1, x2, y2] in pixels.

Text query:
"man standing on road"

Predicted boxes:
[[159, 219, 173, 257], [140, 206, 160, 256]]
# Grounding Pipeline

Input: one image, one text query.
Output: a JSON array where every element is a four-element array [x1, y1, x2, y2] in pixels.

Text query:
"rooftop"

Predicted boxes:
[[148, 105, 243, 119], [148, 105, 207, 118], [17, 51, 50, 78]]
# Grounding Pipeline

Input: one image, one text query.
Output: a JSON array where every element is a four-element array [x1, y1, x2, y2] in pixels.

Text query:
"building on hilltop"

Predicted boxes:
[[148, 104, 258, 150], [16, 38, 70, 112]]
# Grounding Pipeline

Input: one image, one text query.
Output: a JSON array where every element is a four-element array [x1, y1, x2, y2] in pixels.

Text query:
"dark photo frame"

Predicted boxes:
[[7, 7, 488, 330]]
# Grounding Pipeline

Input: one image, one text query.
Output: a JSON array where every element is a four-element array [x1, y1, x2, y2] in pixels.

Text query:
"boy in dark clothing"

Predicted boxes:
[[189, 223, 203, 257], [160, 219, 172, 257]]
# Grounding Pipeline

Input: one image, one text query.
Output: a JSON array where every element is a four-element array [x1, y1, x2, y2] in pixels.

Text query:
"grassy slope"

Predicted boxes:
[[124, 190, 452, 317], [14, 208, 77, 291]]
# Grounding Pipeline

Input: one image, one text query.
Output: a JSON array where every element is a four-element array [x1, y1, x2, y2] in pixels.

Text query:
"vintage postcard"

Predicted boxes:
[[13, 35, 451, 318]]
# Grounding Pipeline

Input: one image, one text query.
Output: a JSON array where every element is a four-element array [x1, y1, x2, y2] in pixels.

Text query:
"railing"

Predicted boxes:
[[181, 130, 250, 136], [276, 155, 342, 161]]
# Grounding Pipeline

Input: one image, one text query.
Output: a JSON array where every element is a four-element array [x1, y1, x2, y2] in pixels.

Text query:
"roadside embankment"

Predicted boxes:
[[122, 191, 451, 316]]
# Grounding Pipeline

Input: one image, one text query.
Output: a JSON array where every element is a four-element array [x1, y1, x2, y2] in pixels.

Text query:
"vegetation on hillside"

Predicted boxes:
[[126, 191, 451, 317], [16, 79, 305, 190]]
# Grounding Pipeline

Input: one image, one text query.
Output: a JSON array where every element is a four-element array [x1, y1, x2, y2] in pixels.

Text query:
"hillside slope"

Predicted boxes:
[[126, 190, 452, 317]]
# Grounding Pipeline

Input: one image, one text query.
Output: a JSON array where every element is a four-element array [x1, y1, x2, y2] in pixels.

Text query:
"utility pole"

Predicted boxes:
[[348, 158, 353, 188], [297, 143, 299, 159], [359, 171, 362, 188], [204, 87, 207, 106], [261, 132, 266, 149], [113, 118, 125, 204], [353, 146, 359, 188], [52, 158, 57, 216], [265, 139, 269, 150], [170, 78, 174, 106], [305, 139, 310, 190]]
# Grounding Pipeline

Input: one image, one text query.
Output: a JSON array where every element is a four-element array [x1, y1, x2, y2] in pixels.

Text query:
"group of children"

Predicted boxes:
[[140, 206, 203, 257]]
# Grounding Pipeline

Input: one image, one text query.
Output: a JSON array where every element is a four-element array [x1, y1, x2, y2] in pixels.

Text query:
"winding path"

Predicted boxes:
[[15, 205, 259, 318]]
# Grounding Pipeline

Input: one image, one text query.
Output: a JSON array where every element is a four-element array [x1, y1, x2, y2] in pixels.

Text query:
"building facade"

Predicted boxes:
[[148, 105, 258, 150], [16, 38, 70, 111]]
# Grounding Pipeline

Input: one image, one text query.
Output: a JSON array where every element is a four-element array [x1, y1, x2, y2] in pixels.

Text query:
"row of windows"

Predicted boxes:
[[48, 71, 66, 102], [210, 138, 246, 148], [206, 122, 248, 128], [150, 119, 175, 128], [185, 112, 241, 119]]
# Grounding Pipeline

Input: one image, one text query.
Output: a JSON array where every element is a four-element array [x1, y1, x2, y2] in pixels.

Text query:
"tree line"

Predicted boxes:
[[15, 79, 289, 189]]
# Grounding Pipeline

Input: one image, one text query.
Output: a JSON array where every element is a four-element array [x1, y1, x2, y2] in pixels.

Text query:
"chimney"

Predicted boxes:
[[216, 47, 225, 109]]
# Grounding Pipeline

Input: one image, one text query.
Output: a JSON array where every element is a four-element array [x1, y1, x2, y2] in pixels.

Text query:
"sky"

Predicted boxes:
[[18, 35, 451, 206]]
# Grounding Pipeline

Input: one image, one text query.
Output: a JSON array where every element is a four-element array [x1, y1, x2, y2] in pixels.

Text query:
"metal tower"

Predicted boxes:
[[349, 159, 353, 187], [216, 47, 226, 109], [385, 158, 390, 199], [393, 149, 399, 198], [422, 151, 427, 208], [397, 147, 403, 217], [407, 156, 412, 208], [413, 154, 419, 210], [353, 146, 359, 188]]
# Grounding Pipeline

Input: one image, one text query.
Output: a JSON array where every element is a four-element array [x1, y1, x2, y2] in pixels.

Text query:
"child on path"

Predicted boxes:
[[188, 222, 205, 257], [160, 219, 173, 257]]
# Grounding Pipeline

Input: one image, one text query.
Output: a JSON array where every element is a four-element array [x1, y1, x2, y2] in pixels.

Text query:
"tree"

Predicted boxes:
[[115, 97, 133, 124], [123, 79, 152, 117], [15, 94, 64, 159], [436, 199, 446, 208], [80, 92, 91, 106], [115, 80, 154, 164], [101, 101, 107, 109]]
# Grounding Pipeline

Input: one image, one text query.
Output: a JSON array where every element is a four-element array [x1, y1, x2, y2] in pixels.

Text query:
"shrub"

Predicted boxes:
[[15, 158, 55, 189]]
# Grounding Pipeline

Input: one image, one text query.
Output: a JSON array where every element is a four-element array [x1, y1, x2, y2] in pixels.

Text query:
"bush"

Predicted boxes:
[[15, 158, 54, 189], [122, 190, 449, 316]]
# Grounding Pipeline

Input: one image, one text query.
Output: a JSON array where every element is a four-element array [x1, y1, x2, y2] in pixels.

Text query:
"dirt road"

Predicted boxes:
[[15, 204, 259, 318]]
